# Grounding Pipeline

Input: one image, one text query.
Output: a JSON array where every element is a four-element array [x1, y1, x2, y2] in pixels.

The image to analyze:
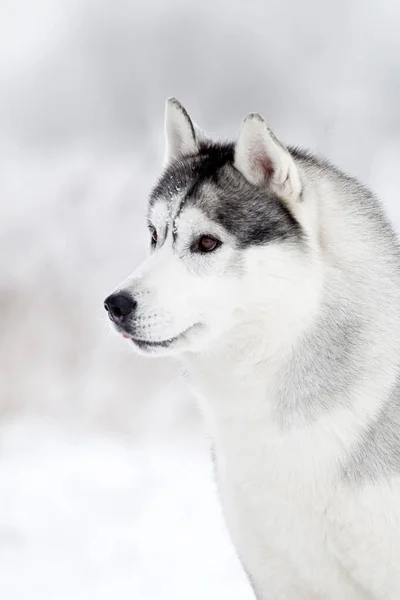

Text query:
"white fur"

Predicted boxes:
[[108, 102, 400, 599], [164, 97, 197, 163], [188, 345, 398, 600], [164, 97, 207, 164]]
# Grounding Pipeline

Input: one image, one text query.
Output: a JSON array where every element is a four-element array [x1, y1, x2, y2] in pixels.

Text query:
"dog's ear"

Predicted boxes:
[[234, 113, 301, 202], [164, 98, 202, 163]]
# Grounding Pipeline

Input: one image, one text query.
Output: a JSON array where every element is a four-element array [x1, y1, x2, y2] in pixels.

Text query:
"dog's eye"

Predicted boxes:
[[150, 228, 158, 246], [191, 235, 221, 254]]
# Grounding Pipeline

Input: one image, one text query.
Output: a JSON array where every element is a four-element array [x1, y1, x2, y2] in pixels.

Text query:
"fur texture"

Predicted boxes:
[[105, 98, 400, 599]]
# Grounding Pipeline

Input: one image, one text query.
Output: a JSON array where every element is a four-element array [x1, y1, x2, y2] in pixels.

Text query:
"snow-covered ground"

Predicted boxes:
[[0, 414, 254, 600]]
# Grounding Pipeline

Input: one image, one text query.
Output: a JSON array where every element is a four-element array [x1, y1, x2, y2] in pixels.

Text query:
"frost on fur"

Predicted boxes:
[[234, 113, 302, 202]]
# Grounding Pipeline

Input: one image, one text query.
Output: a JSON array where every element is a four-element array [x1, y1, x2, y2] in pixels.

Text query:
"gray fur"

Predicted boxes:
[[273, 288, 365, 429], [343, 379, 400, 483], [150, 141, 303, 248]]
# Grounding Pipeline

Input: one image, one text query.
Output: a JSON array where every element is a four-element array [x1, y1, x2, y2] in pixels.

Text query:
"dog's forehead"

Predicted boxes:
[[149, 141, 235, 217], [148, 141, 303, 247]]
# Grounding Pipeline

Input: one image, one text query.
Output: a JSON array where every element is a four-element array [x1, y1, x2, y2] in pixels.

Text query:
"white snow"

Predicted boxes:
[[0, 415, 254, 600]]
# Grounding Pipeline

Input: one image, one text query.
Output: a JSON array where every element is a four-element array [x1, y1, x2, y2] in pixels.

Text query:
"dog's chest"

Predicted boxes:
[[211, 400, 333, 562], [214, 421, 332, 579], [190, 369, 365, 598]]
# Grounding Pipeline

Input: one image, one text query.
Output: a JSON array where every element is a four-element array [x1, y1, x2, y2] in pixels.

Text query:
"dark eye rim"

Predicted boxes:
[[190, 235, 222, 254]]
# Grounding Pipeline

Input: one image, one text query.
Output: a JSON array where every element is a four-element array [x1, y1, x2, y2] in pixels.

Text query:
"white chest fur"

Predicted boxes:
[[187, 362, 375, 600]]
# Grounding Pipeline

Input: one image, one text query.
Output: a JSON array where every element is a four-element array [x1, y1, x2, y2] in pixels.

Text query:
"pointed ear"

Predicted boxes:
[[164, 98, 203, 163], [234, 113, 302, 202]]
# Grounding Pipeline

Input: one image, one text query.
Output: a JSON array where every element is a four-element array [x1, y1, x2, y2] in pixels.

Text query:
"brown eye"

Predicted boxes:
[[150, 228, 157, 245], [191, 235, 221, 253]]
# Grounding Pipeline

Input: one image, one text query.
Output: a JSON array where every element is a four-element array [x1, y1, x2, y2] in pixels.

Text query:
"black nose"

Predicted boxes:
[[104, 292, 136, 322]]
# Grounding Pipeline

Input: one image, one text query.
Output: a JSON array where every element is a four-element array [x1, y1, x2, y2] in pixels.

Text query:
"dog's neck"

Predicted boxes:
[[181, 275, 393, 433]]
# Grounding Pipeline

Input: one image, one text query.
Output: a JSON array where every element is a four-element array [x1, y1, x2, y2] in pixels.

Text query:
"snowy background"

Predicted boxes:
[[1, 0, 400, 598]]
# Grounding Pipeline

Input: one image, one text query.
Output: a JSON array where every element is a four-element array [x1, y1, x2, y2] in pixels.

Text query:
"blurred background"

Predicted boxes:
[[1, 0, 400, 598]]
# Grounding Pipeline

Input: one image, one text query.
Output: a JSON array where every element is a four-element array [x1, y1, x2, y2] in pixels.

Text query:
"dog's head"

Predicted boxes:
[[105, 99, 321, 357]]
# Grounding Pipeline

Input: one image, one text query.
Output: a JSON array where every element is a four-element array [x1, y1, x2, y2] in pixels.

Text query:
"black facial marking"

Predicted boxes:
[[149, 141, 303, 248]]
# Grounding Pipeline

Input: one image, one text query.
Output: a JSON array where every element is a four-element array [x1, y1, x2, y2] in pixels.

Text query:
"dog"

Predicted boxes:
[[104, 98, 400, 599]]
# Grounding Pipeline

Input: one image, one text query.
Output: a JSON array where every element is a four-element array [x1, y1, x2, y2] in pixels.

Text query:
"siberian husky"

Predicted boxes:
[[105, 98, 400, 599]]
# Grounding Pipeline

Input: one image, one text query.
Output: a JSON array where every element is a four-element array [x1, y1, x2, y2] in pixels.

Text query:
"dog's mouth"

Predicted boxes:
[[123, 324, 201, 350]]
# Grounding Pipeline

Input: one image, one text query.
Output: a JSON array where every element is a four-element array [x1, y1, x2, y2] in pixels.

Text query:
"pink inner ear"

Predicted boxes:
[[253, 149, 274, 178]]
